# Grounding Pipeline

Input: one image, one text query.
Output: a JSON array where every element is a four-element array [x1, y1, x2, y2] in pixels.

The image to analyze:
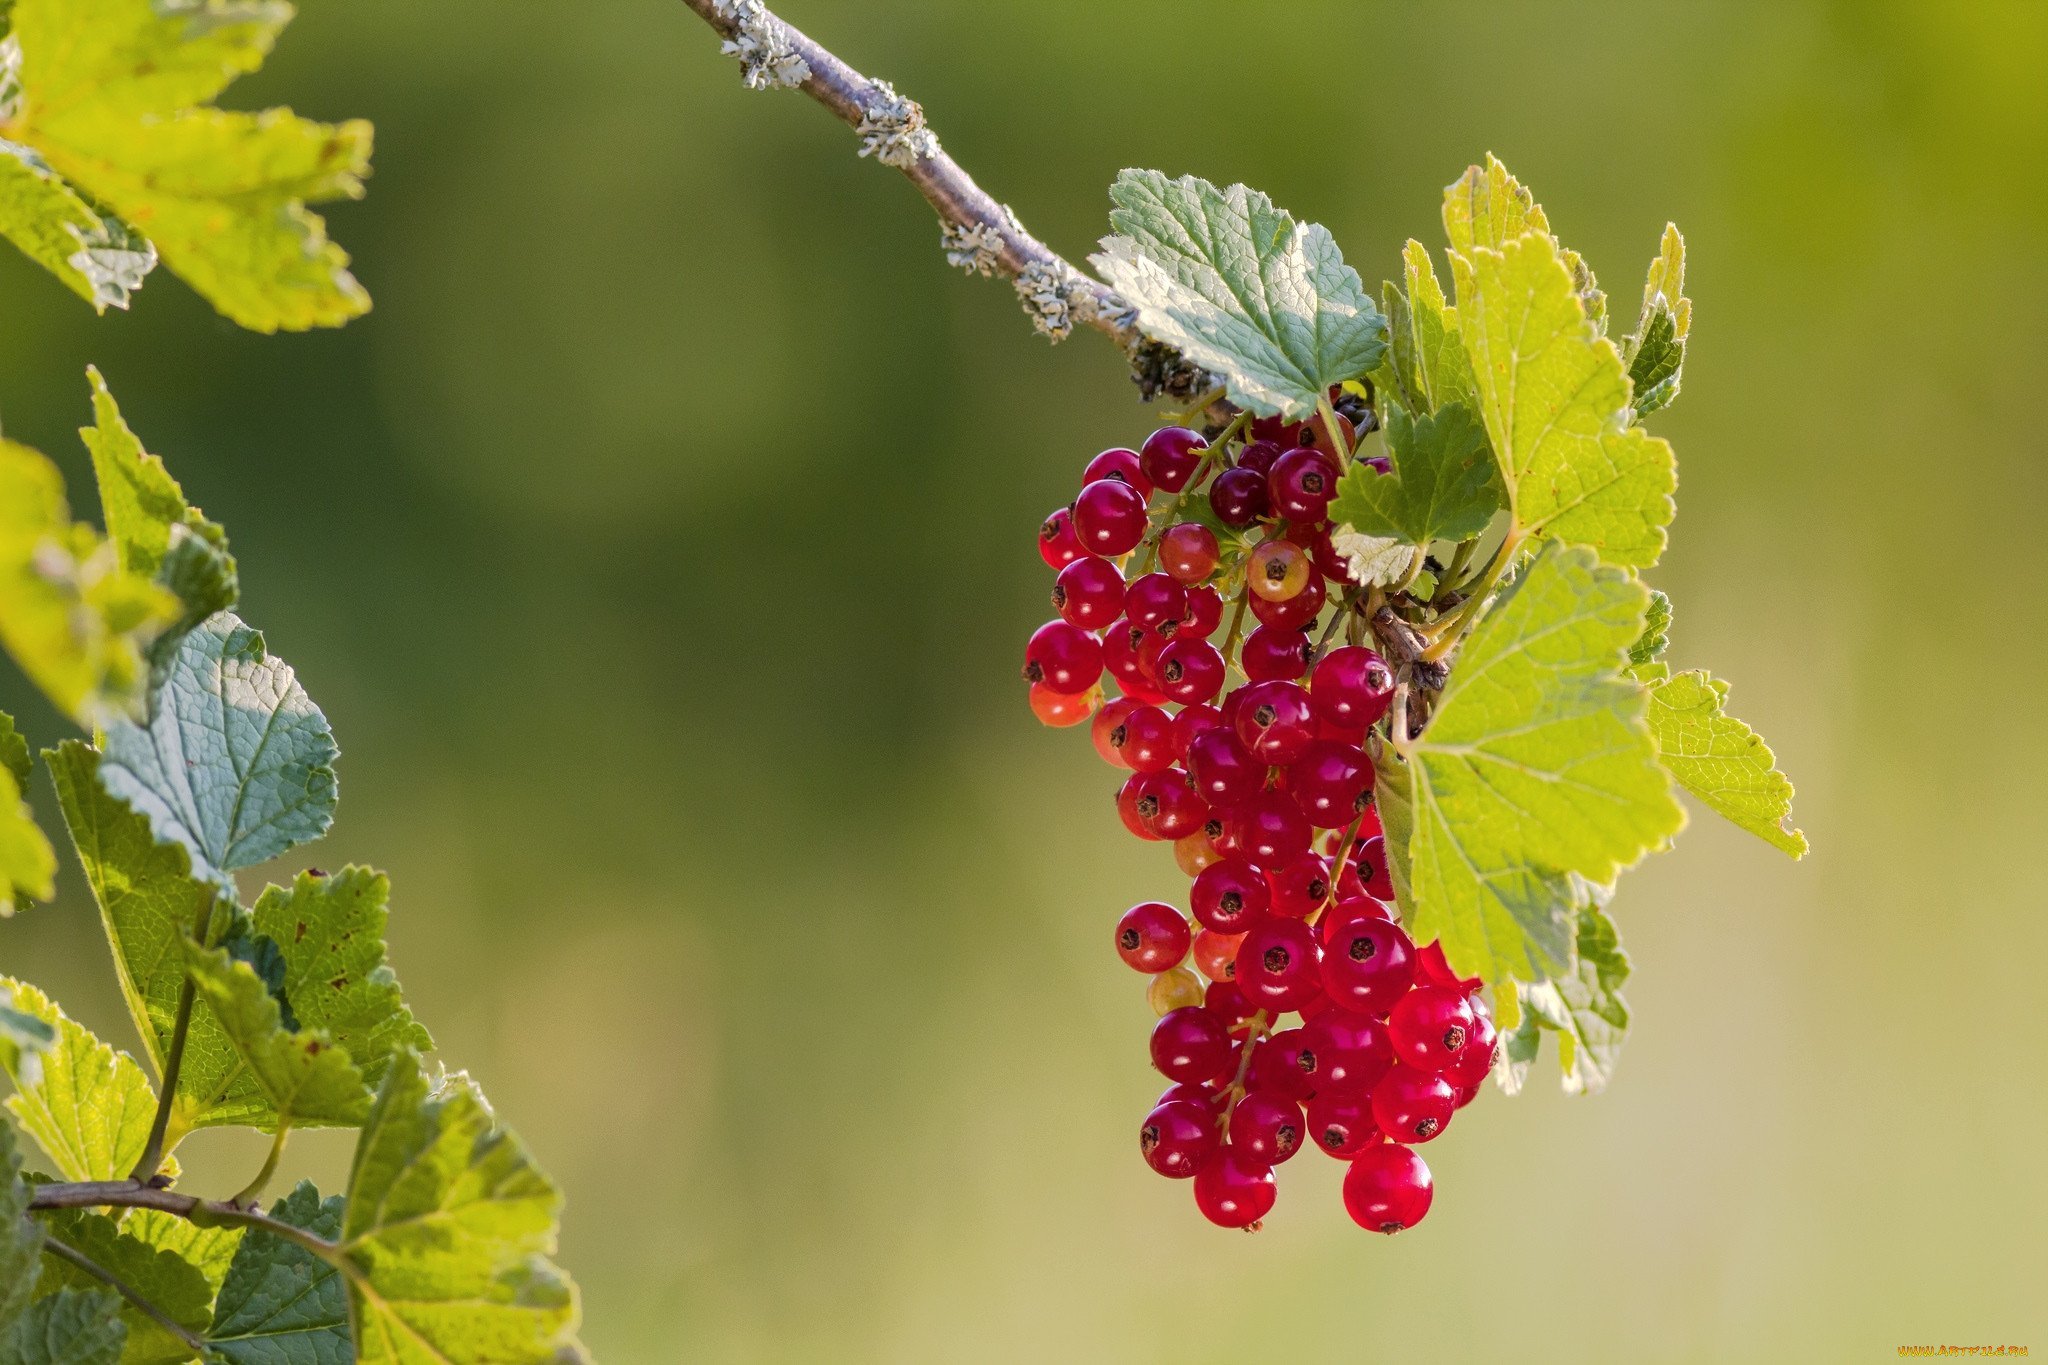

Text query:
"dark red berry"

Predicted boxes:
[[1052, 557, 1125, 630], [1288, 740, 1371, 827], [1247, 1027, 1315, 1101], [1414, 940, 1483, 993], [1441, 1010, 1498, 1090], [1108, 703, 1177, 773], [1169, 703, 1224, 758], [1150, 1006, 1233, 1083], [1091, 697, 1142, 768], [1156, 638, 1225, 706], [1236, 439, 1283, 475], [1354, 834, 1396, 900], [1306, 1088, 1381, 1158], [1248, 572, 1325, 630], [1343, 1142, 1432, 1233], [1207, 466, 1269, 527], [1231, 1090, 1306, 1166], [1236, 917, 1323, 1012], [1370, 1063, 1456, 1144], [1388, 987, 1477, 1073], [1268, 447, 1340, 521], [1185, 728, 1264, 807], [1204, 980, 1257, 1032], [1124, 573, 1188, 634], [1241, 625, 1312, 682], [1140, 1099, 1217, 1179], [1072, 479, 1148, 556], [1139, 768, 1208, 840], [1190, 858, 1270, 933], [1159, 523, 1220, 584], [1319, 916, 1415, 1016], [1083, 446, 1152, 498], [1140, 427, 1209, 493], [1193, 1146, 1275, 1228], [1234, 680, 1317, 765], [1038, 507, 1085, 569], [1157, 1080, 1225, 1114], [1298, 1008, 1392, 1095], [1310, 646, 1396, 729], [1117, 901, 1192, 973], [1101, 626, 1165, 703], [1228, 790, 1313, 869], [1022, 620, 1103, 694], [1266, 852, 1332, 918]]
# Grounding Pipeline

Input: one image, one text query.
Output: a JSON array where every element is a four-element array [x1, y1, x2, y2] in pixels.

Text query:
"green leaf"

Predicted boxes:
[[1636, 663, 1807, 857], [1327, 527, 1417, 589], [0, 979, 158, 1181], [118, 1213, 240, 1305], [182, 936, 373, 1130], [1380, 543, 1685, 986], [1442, 154, 1549, 256], [45, 741, 247, 1137], [1496, 903, 1632, 1096], [1448, 229, 1676, 567], [0, 722, 55, 915], [207, 1181, 347, 1365], [341, 1052, 589, 1364], [0, 1287, 126, 1365], [0, 1122, 46, 1330], [1623, 224, 1690, 418], [0, 133, 156, 310], [0, 713, 27, 791], [250, 869, 432, 1093], [32, 1207, 212, 1365], [98, 613, 338, 888], [1329, 401, 1502, 548], [1, 0, 373, 330], [1379, 240, 1477, 418], [0, 991, 55, 1087], [0, 438, 176, 724], [1090, 169, 1385, 419], [1628, 589, 1671, 667], [80, 367, 237, 633]]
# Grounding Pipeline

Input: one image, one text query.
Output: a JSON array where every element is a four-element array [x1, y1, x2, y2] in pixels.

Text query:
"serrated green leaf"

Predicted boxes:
[[1443, 154, 1549, 256], [1327, 527, 1416, 589], [0, 0, 372, 330], [1624, 224, 1690, 419], [1090, 169, 1385, 419], [80, 368, 238, 634], [1449, 231, 1676, 566], [118, 1213, 240, 1305], [0, 1286, 126, 1365], [0, 979, 157, 1181], [208, 1180, 347, 1365], [0, 714, 28, 792], [1381, 543, 1684, 986], [0, 724, 55, 914], [32, 1207, 212, 1365], [1329, 401, 1502, 549], [182, 936, 372, 1130], [1628, 589, 1671, 667], [1636, 663, 1806, 857], [98, 613, 338, 888], [0, 128, 156, 310], [1518, 904, 1631, 1095], [251, 869, 432, 1093], [1387, 239, 1478, 417], [0, 439, 176, 724], [1, 1122, 46, 1330], [341, 1052, 588, 1364], [45, 741, 248, 1137]]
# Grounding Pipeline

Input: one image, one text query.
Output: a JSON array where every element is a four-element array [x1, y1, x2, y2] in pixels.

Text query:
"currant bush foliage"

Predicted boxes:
[[0, 0, 370, 330], [0, 374, 589, 1362], [1102, 155, 1802, 1091]]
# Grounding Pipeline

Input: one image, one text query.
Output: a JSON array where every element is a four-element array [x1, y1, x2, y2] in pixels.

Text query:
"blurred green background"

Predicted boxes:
[[4, 0, 2046, 1359]]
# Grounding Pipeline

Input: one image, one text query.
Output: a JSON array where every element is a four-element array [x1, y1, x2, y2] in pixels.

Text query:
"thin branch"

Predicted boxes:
[[41, 1233, 210, 1354], [30, 1181, 340, 1264]]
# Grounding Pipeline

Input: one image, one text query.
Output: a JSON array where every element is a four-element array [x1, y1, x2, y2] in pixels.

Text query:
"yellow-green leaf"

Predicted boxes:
[[0, 978, 159, 1181], [1636, 663, 1807, 857]]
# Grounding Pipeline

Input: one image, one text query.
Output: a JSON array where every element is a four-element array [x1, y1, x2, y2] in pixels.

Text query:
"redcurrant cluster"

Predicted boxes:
[[1024, 412, 1498, 1233]]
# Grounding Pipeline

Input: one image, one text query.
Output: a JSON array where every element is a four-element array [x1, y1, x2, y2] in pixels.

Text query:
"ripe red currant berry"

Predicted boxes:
[[1169, 703, 1224, 758], [1052, 557, 1125, 630], [1236, 439, 1283, 475], [1287, 740, 1371, 826], [1388, 987, 1477, 1073], [1083, 446, 1152, 498], [1140, 426, 1209, 493], [1414, 940, 1483, 994], [1236, 917, 1323, 1012], [1248, 541, 1311, 602], [1247, 571, 1325, 630], [1117, 902, 1192, 973], [1157, 1080, 1225, 1114], [1299, 1008, 1393, 1096], [1185, 727, 1264, 807], [1204, 981, 1258, 1034], [1027, 682, 1098, 728], [1022, 620, 1103, 694], [1207, 466, 1270, 527], [1247, 1027, 1316, 1102], [1156, 638, 1226, 706], [1191, 929, 1245, 983], [1343, 1142, 1433, 1233], [1266, 852, 1332, 918], [1181, 584, 1224, 638], [1090, 696, 1143, 768], [1234, 680, 1317, 765], [1241, 625, 1312, 682], [1190, 858, 1270, 933], [1268, 447, 1340, 522], [1139, 768, 1208, 841], [1115, 772, 1166, 841], [1229, 790, 1313, 869], [1231, 1090, 1306, 1166], [1452, 1080, 1482, 1110], [1319, 916, 1416, 1016], [1124, 573, 1188, 634], [1139, 1099, 1217, 1179], [1150, 1005, 1233, 1083], [1353, 834, 1396, 900], [1310, 646, 1395, 729], [1193, 1146, 1276, 1229], [1159, 523, 1220, 584], [1101, 626, 1166, 703], [1072, 478, 1148, 556], [1038, 506, 1085, 569], [1306, 1088, 1381, 1158], [1320, 894, 1393, 935], [1106, 703, 1176, 773], [1370, 1064, 1457, 1144], [1442, 1010, 1499, 1091]]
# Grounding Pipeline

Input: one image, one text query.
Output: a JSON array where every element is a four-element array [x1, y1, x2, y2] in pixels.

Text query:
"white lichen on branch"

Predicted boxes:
[[713, 0, 811, 89], [940, 206, 1018, 277], [856, 79, 939, 168], [1015, 258, 1093, 342]]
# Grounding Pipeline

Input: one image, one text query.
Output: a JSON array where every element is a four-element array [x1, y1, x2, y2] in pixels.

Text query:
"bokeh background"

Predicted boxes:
[[4, 0, 2046, 1359]]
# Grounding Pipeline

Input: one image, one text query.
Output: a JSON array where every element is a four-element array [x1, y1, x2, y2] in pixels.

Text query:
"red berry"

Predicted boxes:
[[1090, 696, 1142, 768], [1140, 427, 1209, 493], [1022, 620, 1103, 694], [1228, 790, 1313, 868], [1117, 902, 1192, 973], [1190, 858, 1270, 933], [1388, 987, 1478, 1073], [1138, 768, 1208, 840], [1140, 1100, 1217, 1179], [1234, 680, 1316, 765], [1208, 466, 1270, 527], [1027, 682, 1098, 728], [1191, 929, 1245, 982], [1370, 1063, 1457, 1144], [1288, 740, 1371, 826], [1160, 523, 1220, 584], [1236, 917, 1323, 1012], [1231, 1090, 1306, 1166], [1185, 728, 1264, 808], [1052, 557, 1125, 630], [1414, 940, 1483, 993], [1268, 447, 1340, 522], [1343, 1142, 1433, 1233], [1169, 703, 1223, 758], [1266, 852, 1332, 918], [1241, 625, 1312, 682], [1107, 704, 1176, 773], [1310, 646, 1395, 729], [1204, 980, 1257, 1032], [1354, 834, 1396, 900], [1115, 772, 1163, 841], [1319, 916, 1415, 1016], [1072, 479, 1148, 556], [1156, 638, 1225, 706], [1248, 572, 1325, 630], [1192, 1146, 1275, 1228], [1124, 573, 1188, 634], [1083, 446, 1152, 498], [1305, 1088, 1381, 1158], [1247, 1027, 1315, 1101], [1157, 1080, 1225, 1114], [1101, 625, 1165, 702], [1038, 507, 1085, 568], [1298, 1008, 1392, 1095], [1248, 541, 1311, 602], [1442, 1010, 1499, 1090], [1150, 1006, 1233, 1083], [1181, 584, 1224, 638]]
